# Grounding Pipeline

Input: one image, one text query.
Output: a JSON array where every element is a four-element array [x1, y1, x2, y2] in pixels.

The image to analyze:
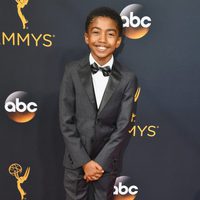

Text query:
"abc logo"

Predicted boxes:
[[113, 176, 138, 200], [114, 182, 138, 195], [120, 4, 152, 39], [4, 91, 37, 123], [122, 12, 151, 28]]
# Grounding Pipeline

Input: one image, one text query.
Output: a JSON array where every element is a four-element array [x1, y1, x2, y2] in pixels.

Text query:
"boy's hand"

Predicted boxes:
[[83, 160, 104, 182]]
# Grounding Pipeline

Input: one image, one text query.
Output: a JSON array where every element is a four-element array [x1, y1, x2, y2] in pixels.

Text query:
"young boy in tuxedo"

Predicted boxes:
[[59, 7, 138, 200]]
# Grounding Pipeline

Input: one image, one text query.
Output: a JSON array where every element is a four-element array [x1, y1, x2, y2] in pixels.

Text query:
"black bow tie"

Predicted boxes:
[[90, 62, 111, 77]]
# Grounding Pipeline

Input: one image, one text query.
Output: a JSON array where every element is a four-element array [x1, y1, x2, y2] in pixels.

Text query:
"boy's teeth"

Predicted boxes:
[[98, 46, 106, 50]]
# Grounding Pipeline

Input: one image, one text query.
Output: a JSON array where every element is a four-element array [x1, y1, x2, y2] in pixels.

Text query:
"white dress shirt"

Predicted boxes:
[[89, 53, 114, 109]]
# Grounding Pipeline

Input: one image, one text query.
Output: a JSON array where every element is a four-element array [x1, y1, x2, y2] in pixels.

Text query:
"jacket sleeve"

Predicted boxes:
[[94, 75, 138, 170], [59, 65, 91, 168]]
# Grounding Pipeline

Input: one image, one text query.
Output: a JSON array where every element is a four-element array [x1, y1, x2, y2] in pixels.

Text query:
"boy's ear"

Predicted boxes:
[[84, 32, 89, 44]]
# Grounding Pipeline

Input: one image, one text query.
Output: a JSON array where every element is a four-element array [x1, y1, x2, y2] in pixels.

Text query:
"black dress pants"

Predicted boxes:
[[64, 167, 117, 200]]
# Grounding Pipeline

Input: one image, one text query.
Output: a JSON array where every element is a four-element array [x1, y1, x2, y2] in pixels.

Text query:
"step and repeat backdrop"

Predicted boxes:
[[0, 0, 200, 200]]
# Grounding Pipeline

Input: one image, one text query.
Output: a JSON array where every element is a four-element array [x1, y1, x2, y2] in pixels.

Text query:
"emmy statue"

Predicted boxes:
[[15, 0, 29, 29], [8, 163, 30, 200]]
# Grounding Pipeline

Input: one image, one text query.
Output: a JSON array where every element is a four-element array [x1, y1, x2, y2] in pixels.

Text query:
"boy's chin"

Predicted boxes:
[[94, 56, 112, 64], [92, 52, 113, 60]]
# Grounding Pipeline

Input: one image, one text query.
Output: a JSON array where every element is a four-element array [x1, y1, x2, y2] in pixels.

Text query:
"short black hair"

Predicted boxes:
[[85, 7, 123, 36]]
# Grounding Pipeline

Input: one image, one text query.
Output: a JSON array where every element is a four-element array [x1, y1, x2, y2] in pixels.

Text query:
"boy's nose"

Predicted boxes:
[[99, 33, 106, 42]]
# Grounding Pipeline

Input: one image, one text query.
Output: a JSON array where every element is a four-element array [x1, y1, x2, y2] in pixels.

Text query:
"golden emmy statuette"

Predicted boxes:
[[15, 0, 29, 29], [134, 87, 141, 103], [128, 87, 141, 134], [131, 87, 141, 122], [131, 112, 137, 123], [8, 163, 30, 200]]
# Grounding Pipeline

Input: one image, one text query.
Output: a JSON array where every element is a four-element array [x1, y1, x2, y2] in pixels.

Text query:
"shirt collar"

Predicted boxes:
[[89, 53, 113, 70]]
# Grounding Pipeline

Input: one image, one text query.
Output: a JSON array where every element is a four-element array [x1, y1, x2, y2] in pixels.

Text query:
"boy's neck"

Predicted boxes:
[[89, 53, 114, 68], [90, 53, 113, 67]]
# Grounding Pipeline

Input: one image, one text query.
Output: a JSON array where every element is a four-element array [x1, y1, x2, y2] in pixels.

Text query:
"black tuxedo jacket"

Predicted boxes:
[[59, 56, 137, 172]]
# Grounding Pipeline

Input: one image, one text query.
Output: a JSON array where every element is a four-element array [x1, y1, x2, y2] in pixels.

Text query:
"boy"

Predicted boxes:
[[59, 7, 138, 200]]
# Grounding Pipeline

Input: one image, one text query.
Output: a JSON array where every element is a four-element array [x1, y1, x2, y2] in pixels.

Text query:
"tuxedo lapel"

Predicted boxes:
[[97, 61, 122, 116], [78, 58, 97, 112]]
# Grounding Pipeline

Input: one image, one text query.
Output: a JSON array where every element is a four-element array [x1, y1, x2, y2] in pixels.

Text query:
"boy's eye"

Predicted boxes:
[[92, 30, 99, 34], [108, 32, 115, 36]]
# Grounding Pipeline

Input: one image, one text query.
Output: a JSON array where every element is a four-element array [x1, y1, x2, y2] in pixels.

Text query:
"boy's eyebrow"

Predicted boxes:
[[91, 27, 117, 32], [107, 28, 117, 33]]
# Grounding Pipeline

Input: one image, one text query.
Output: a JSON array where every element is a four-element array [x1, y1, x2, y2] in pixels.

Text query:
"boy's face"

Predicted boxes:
[[84, 16, 122, 66]]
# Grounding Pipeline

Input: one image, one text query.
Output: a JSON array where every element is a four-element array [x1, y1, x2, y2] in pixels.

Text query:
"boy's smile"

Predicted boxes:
[[85, 16, 122, 66]]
